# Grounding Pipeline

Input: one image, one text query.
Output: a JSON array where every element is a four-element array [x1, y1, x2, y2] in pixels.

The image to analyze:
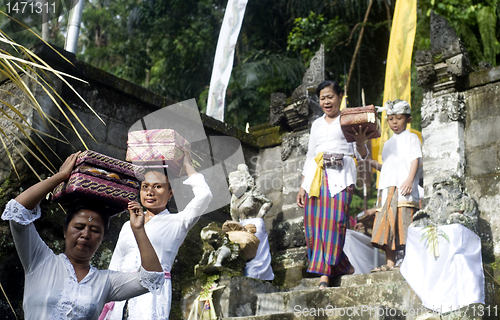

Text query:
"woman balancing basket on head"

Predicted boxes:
[[102, 129, 213, 320], [2, 151, 164, 320], [296, 80, 379, 289]]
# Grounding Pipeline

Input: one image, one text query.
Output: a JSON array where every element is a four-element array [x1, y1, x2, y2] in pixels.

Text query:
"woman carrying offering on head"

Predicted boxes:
[[296, 80, 373, 289], [1, 151, 164, 320], [104, 152, 212, 320]]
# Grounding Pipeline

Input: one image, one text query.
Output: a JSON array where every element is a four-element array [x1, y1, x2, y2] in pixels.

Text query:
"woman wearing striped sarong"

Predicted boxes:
[[297, 80, 372, 289]]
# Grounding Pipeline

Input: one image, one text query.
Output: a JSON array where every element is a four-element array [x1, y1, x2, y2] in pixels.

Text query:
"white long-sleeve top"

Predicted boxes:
[[107, 173, 212, 320], [301, 115, 367, 197], [378, 129, 422, 204], [1, 199, 164, 320]]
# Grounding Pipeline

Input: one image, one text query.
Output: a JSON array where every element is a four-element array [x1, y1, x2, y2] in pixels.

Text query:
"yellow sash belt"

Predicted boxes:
[[309, 152, 324, 197]]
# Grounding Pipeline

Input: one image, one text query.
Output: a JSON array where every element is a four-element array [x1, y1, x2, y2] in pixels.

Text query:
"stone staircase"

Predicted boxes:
[[215, 270, 496, 320]]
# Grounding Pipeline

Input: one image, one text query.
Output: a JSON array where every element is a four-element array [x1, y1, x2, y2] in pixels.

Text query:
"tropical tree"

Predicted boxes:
[[73, 0, 500, 130], [416, 0, 500, 66]]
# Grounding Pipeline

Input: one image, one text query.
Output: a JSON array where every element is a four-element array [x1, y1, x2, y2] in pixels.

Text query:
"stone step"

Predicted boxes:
[[294, 269, 404, 291], [255, 279, 423, 317], [223, 304, 402, 320], [224, 304, 493, 320]]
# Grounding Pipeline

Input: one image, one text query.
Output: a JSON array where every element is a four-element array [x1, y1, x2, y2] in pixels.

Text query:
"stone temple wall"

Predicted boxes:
[[463, 70, 500, 261], [249, 128, 310, 286], [417, 12, 500, 262]]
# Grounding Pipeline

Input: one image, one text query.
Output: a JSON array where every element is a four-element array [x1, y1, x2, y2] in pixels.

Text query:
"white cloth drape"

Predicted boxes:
[[343, 229, 385, 274], [206, 0, 249, 121], [400, 224, 485, 313], [240, 217, 274, 280]]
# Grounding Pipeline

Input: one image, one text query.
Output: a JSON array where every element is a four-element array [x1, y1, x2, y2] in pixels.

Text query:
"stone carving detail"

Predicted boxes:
[[446, 54, 468, 77], [430, 11, 471, 76], [271, 44, 325, 132], [269, 92, 287, 126], [412, 171, 479, 234], [281, 131, 309, 161], [272, 219, 306, 250], [477, 61, 492, 70], [416, 64, 436, 87], [414, 50, 432, 66], [283, 85, 309, 130], [421, 92, 465, 127], [415, 49, 435, 87], [195, 222, 241, 274], [228, 164, 272, 221], [446, 93, 466, 121], [302, 44, 324, 90], [431, 11, 462, 59]]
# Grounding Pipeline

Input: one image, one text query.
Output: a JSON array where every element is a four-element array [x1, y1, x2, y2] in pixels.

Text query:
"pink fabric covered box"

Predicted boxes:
[[52, 150, 145, 214], [126, 129, 190, 176]]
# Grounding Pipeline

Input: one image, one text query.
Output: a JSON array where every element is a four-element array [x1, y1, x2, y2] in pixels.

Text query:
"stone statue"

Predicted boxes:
[[228, 164, 275, 280], [228, 164, 272, 221], [412, 171, 479, 234], [194, 222, 241, 275], [269, 92, 287, 126]]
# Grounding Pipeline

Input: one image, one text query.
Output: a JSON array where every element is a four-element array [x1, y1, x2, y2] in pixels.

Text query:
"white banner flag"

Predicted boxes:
[[206, 0, 249, 122]]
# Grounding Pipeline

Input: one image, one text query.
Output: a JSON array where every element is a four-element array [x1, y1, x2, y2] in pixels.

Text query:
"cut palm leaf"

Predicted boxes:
[[0, 10, 105, 181]]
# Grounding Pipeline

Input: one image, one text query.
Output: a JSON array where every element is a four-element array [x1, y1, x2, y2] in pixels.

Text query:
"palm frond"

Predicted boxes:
[[0, 281, 17, 320], [0, 10, 103, 181]]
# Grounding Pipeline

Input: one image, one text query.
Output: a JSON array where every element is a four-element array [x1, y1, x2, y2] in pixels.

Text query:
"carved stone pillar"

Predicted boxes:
[[417, 12, 470, 196], [421, 92, 466, 196]]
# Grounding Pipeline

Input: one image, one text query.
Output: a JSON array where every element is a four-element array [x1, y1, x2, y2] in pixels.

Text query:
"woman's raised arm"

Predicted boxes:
[[15, 152, 80, 210], [128, 201, 163, 272]]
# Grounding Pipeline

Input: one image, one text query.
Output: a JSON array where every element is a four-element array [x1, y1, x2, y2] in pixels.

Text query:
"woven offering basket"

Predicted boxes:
[[340, 105, 381, 142], [226, 230, 260, 261], [52, 150, 145, 215], [221, 220, 245, 233], [126, 129, 190, 176]]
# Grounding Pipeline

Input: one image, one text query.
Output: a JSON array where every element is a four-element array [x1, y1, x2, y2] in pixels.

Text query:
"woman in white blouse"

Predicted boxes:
[[103, 153, 213, 320], [296, 80, 371, 289], [1, 151, 164, 320]]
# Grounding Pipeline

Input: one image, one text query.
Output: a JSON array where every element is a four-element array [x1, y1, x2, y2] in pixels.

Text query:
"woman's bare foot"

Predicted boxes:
[[319, 275, 329, 289]]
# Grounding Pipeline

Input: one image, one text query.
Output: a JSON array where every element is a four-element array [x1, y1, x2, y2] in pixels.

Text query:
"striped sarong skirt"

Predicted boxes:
[[371, 186, 417, 251], [304, 171, 354, 276]]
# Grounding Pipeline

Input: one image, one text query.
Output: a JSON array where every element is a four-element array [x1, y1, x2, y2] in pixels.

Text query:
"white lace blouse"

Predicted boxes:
[[1, 199, 164, 320]]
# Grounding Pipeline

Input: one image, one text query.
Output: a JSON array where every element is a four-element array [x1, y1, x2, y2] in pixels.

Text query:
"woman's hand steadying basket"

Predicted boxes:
[[183, 149, 197, 177], [344, 125, 375, 146], [128, 201, 145, 231]]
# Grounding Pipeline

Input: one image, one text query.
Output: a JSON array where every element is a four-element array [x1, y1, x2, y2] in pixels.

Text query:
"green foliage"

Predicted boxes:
[[416, 0, 500, 66], [285, 2, 391, 108], [287, 12, 349, 65], [349, 179, 378, 218], [225, 51, 305, 129]]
